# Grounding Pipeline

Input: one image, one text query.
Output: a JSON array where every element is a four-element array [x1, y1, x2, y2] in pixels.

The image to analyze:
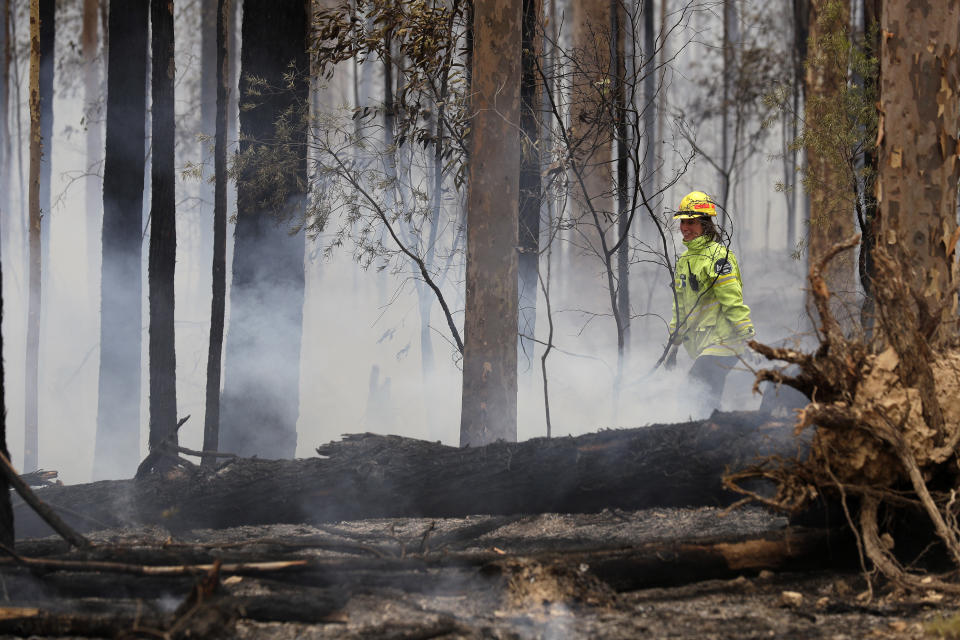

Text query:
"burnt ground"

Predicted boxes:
[[4, 507, 960, 639]]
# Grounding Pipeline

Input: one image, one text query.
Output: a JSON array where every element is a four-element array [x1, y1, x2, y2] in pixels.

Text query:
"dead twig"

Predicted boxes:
[[0, 548, 307, 577]]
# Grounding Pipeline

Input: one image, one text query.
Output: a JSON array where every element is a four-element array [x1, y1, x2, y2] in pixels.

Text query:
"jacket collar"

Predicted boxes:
[[682, 235, 711, 251]]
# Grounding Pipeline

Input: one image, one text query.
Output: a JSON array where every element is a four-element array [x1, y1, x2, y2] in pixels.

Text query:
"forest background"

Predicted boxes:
[[0, 0, 908, 483]]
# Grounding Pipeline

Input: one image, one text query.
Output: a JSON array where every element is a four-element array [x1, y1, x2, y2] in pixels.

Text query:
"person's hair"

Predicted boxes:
[[699, 216, 718, 242]]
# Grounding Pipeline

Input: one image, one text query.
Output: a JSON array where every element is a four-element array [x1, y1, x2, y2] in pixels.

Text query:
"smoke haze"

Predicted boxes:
[[1, 0, 817, 484]]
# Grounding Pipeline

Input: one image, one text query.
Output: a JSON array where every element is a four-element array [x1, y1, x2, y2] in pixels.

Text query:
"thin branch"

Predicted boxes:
[[0, 451, 91, 549]]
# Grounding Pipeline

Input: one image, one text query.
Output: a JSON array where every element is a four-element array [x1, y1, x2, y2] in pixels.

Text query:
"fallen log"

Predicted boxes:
[[0, 606, 169, 639], [7, 522, 843, 589], [1, 451, 90, 548], [0, 521, 849, 639], [15, 411, 805, 539]]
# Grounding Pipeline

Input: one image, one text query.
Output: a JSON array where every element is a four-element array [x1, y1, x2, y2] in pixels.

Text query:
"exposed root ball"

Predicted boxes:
[[805, 349, 960, 486], [728, 235, 960, 591]]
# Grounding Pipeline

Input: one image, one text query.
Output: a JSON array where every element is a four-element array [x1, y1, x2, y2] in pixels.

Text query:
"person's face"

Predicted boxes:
[[679, 218, 703, 242]]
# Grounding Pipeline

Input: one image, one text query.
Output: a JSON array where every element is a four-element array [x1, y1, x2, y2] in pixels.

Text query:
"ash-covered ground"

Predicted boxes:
[[5, 506, 958, 639]]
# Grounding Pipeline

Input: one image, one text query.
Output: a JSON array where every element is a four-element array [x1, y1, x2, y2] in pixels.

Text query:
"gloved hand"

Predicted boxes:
[[664, 345, 678, 371]]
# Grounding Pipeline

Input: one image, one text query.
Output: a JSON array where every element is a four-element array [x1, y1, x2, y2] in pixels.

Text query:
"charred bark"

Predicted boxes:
[[219, 0, 308, 459], [517, 0, 542, 375], [24, 0, 44, 473], [37, 0, 52, 331], [0, 212, 10, 547], [0, 0, 7, 225], [95, 0, 148, 479], [148, 0, 178, 452], [82, 0, 101, 295], [16, 412, 803, 539], [202, 0, 230, 468], [0, 512, 848, 639]]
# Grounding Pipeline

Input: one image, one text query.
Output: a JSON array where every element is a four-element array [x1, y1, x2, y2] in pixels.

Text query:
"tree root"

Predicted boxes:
[[729, 234, 960, 590]]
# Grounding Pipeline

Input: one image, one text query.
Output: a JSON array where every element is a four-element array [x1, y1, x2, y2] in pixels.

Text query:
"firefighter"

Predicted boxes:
[[665, 191, 755, 411]]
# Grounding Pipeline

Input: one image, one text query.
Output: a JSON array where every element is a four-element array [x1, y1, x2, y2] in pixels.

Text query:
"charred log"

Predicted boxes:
[[15, 412, 803, 539]]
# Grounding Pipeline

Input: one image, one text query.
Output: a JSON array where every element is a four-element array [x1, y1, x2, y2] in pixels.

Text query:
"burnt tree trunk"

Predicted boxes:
[[94, 0, 148, 479], [517, 0, 541, 376], [612, 0, 630, 404], [25, 0, 42, 473], [569, 0, 611, 222], [147, 0, 178, 451], [195, 0, 216, 311], [82, 0, 101, 296], [37, 0, 52, 352], [0, 204, 11, 547], [202, 0, 230, 468], [219, 0, 308, 459], [0, 0, 9, 236], [719, 0, 736, 211], [16, 412, 803, 538], [460, 0, 522, 446]]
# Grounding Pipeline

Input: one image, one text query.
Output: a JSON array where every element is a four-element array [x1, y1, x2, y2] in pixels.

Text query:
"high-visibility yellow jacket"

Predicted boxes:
[[669, 235, 754, 358]]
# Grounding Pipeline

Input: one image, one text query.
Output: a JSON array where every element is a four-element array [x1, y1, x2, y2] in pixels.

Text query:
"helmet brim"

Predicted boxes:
[[673, 211, 715, 220]]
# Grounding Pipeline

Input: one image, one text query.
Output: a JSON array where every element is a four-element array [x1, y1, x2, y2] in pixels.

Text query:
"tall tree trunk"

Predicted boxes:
[[876, 0, 959, 349], [517, 0, 541, 375], [202, 0, 230, 467], [82, 0, 101, 297], [640, 0, 654, 218], [556, 0, 614, 340], [719, 0, 738, 216], [570, 0, 612, 222], [0, 0, 10, 542], [857, 0, 881, 334], [94, 0, 148, 480], [790, 0, 809, 252], [804, 0, 854, 308], [25, 0, 43, 473], [655, 0, 667, 196], [782, 0, 808, 252], [0, 0, 9, 232], [200, 0, 217, 165], [459, 0, 521, 447], [11, 0, 23, 278], [148, 0, 177, 451], [611, 0, 629, 412], [37, 0, 52, 317], [196, 0, 217, 309], [0, 243, 10, 547], [220, 0, 308, 459]]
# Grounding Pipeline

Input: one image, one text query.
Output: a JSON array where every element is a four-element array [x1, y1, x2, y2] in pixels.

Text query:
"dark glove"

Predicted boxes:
[[664, 345, 678, 371]]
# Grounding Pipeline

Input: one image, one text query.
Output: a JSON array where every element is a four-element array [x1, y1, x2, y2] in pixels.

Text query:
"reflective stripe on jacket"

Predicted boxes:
[[669, 235, 754, 359]]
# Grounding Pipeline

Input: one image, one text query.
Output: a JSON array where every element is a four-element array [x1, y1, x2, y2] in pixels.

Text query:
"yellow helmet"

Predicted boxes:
[[674, 190, 717, 219]]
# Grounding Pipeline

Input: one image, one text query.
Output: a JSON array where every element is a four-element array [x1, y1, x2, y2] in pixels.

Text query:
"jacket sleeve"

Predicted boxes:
[[709, 251, 754, 339]]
